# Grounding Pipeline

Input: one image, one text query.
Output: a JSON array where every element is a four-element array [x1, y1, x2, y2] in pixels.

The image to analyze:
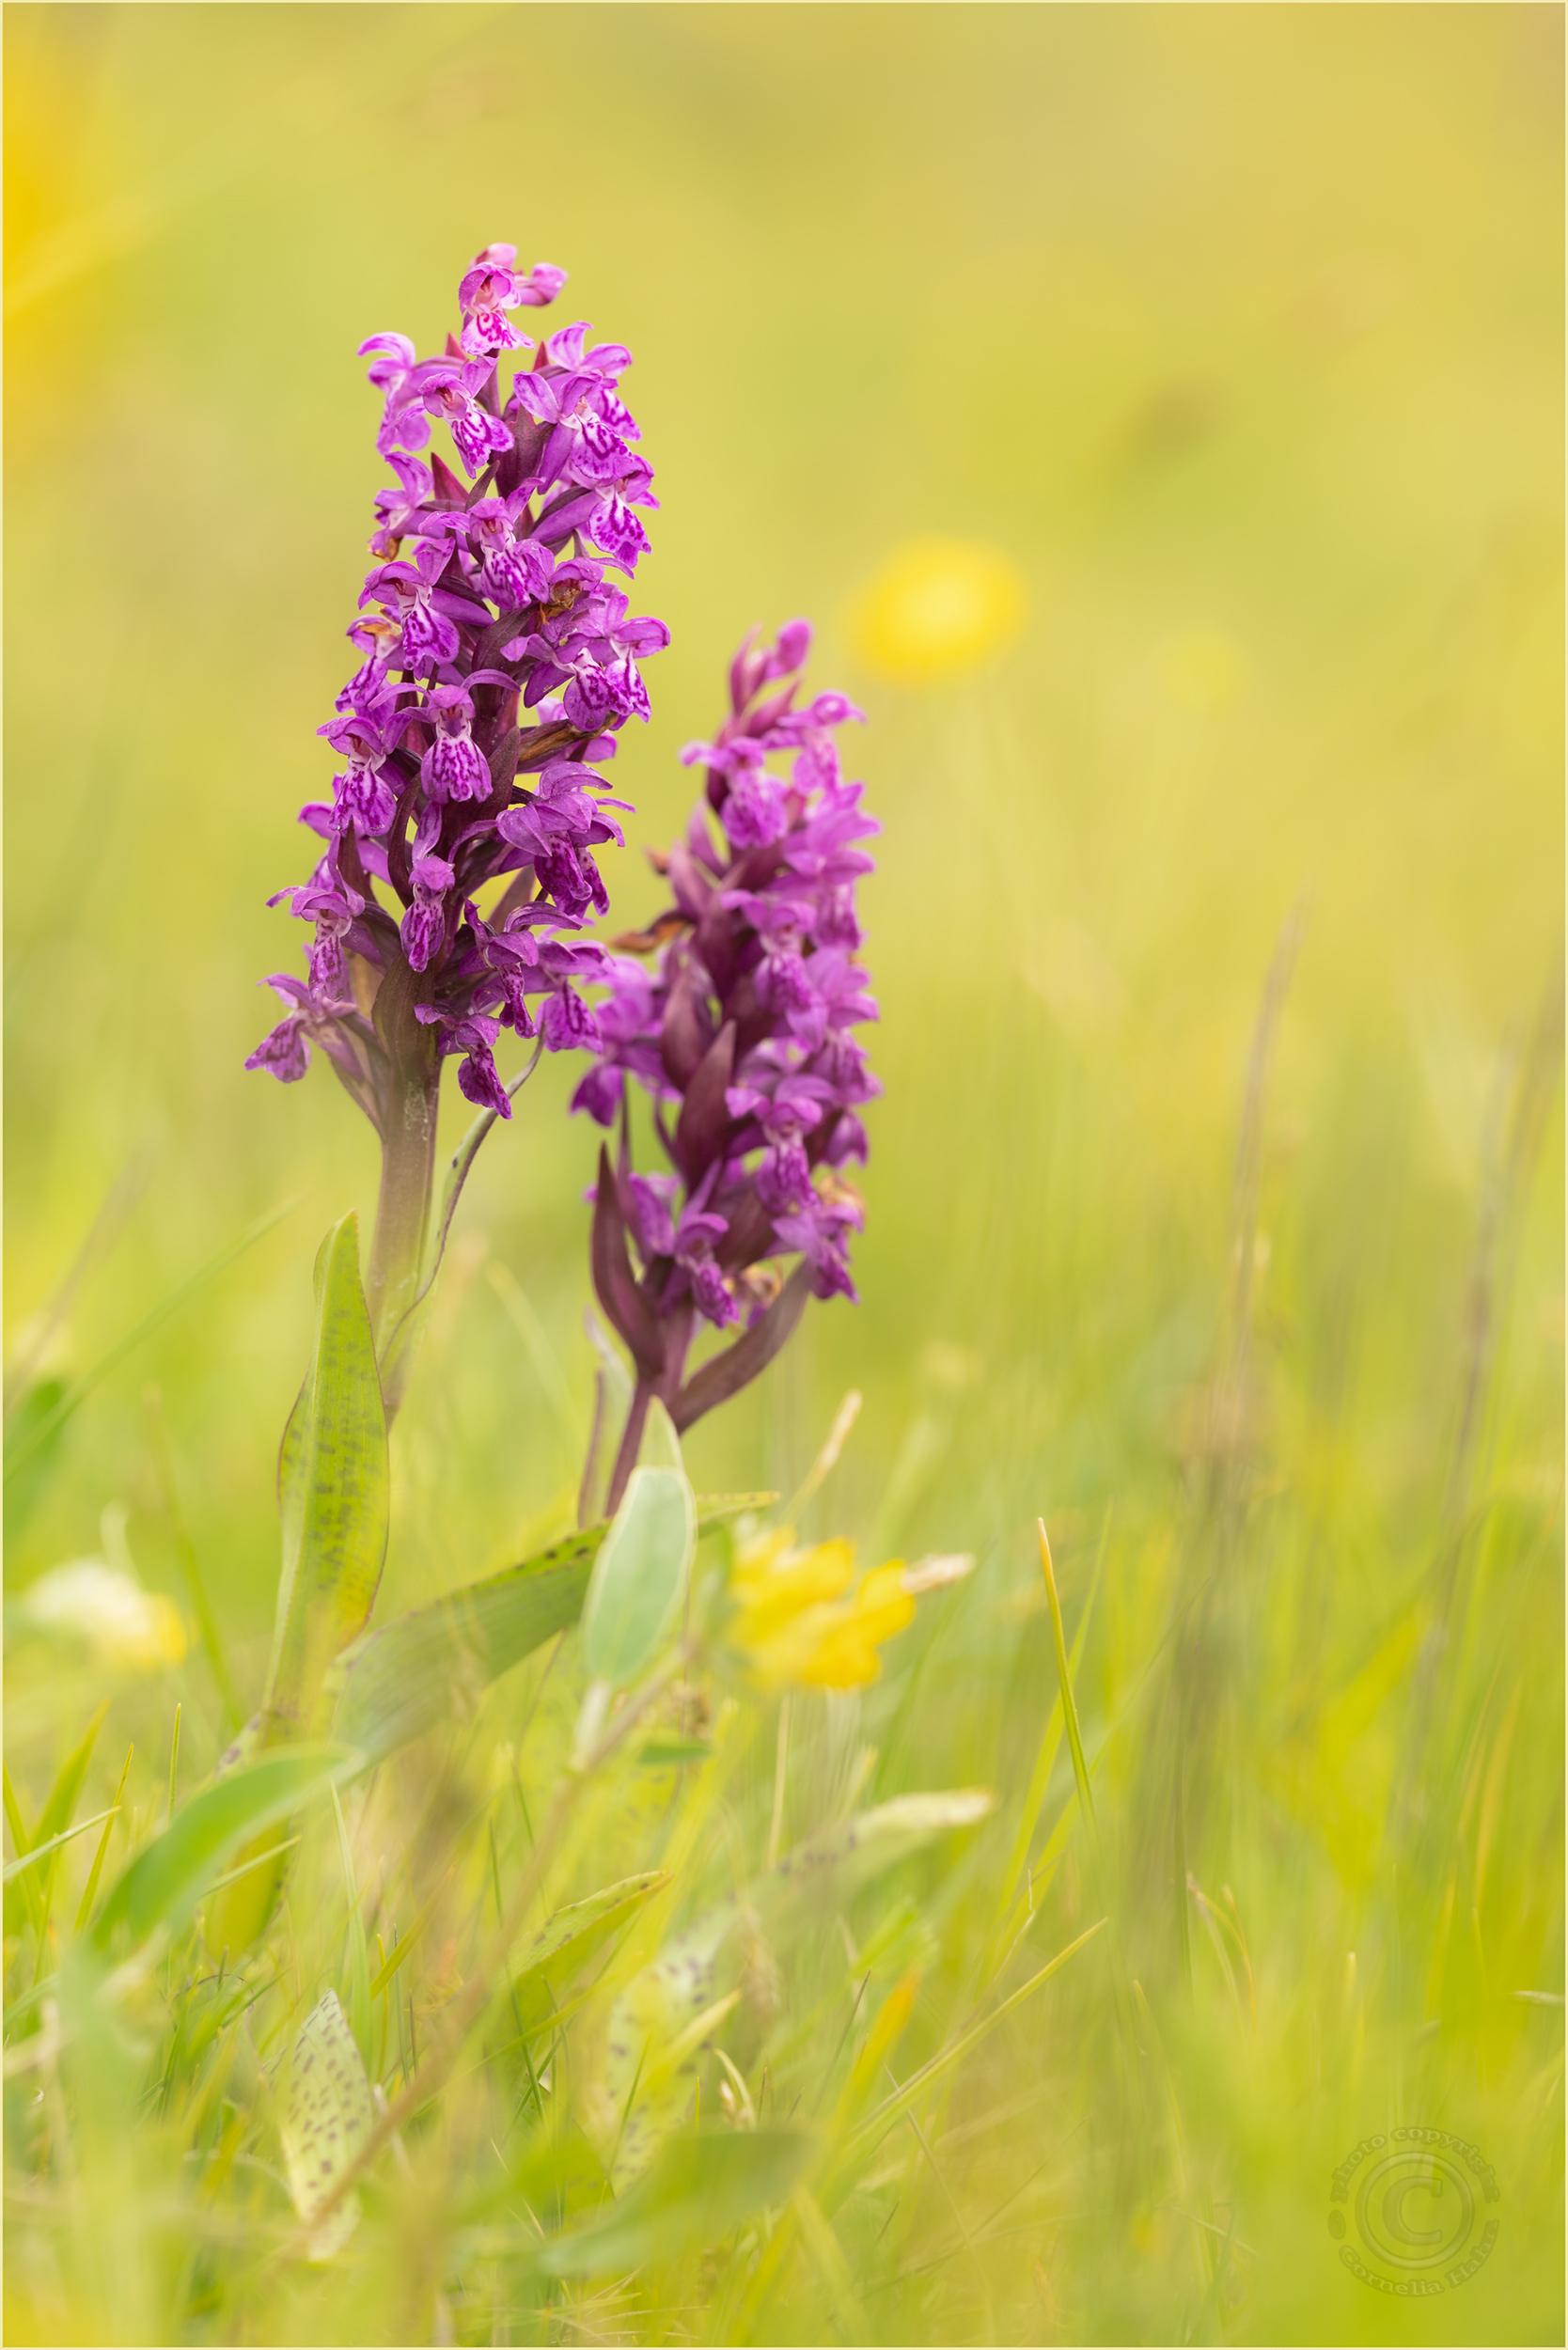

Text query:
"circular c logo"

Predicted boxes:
[[1328, 2127, 1500, 2294], [1357, 2153, 1473, 2271]]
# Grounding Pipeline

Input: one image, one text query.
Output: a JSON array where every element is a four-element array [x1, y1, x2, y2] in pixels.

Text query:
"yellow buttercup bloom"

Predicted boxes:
[[727, 1529, 916, 1690], [851, 539, 1028, 685]]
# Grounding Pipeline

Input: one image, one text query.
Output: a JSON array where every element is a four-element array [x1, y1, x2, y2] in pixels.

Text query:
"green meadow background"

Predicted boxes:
[[5, 6, 1562, 2343]]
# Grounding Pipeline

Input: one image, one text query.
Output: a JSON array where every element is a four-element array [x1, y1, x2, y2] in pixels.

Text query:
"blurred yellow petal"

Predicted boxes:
[[730, 1537, 857, 1644], [851, 539, 1028, 685], [744, 1600, 855, 1691], [796, 1563, 916, 1690]]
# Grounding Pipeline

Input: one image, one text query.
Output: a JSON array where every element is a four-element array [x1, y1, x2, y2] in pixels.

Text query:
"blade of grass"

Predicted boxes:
[[71, 1744, 135, 1935], [1040, 1516, 1150, 2167], [3, 1763, 42, 1937], [3, 1808, 119, 1885], [144, 1384, 243, 1733], [332, 1784, 373, 2068], [1038, 1521, 1102, 1865], [836, 1919, 1107, 2172], [3, 1195, 304, 1484], [982, 1512, 1107, 1982]]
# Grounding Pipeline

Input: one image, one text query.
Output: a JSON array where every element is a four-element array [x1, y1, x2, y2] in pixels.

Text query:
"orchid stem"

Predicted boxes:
[[365, 960, 442, 1351]]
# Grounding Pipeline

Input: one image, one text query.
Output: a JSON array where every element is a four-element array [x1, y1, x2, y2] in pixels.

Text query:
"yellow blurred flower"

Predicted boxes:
[[727, 1528, 916, 1690], [21, 1560, 187, 1669], [851, 539, 1028, 685]]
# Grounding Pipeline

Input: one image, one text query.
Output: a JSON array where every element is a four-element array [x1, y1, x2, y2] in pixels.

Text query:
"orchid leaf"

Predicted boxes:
[[580, 1409, 695, 1688], [260, 1214, 388, 1743], [329, 1528, 603, 1768], [279, 1990, 375, 2262], [510, 1870, 669, 2031], [327, 1494, 761, 1772]]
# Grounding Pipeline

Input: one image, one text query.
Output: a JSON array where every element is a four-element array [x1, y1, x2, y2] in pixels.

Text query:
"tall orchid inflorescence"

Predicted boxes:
[[574, 622, 880, 1509], [246, 243, 666, 1341]]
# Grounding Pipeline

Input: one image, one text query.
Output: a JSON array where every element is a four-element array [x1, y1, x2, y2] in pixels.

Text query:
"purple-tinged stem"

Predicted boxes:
[[604, 1303, 695, 1515], [365, 953, 442, 1349]]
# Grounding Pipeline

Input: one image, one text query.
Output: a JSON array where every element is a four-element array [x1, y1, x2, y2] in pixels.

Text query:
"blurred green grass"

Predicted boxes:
[[4, 7, 1562, 2343]]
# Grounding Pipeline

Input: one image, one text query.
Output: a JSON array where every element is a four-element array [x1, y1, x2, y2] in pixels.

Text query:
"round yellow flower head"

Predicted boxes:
[[851, 539, 1028, 685], [727, 1526, 915, 1691]]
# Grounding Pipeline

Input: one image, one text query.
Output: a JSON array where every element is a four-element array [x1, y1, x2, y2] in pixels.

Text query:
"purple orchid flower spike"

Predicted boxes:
[[248, 241, 667, 1351], [572, 621, 881, 1511]]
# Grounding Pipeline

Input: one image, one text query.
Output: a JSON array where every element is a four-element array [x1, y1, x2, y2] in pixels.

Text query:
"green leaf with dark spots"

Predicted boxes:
[[329, 1528, 603, 1768], [260, 1214, 387, 1743]]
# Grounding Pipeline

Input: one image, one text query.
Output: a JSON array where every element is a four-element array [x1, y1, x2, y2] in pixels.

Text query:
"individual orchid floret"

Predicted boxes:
[[457, 242, 568, 358], [571, 622, 880, 1507], [247, 240, 667, 1341]]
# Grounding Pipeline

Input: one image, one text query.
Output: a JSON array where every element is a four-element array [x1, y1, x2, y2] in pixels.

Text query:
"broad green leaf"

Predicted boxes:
[[530, 2128, 814, 2279], [279, 1989, 375, 2261], [92, 1745, 356, 1950], [510, 1871, 669, 2032], [580, 1427, 696, 1688], [604, 1788, 994, 2186], [260, 1214, 388, 1742], [330, 1528, 603, 1767], [637, 1395, 684, 1472], [693, 1492, 779, 1523], [327, 1496, 764, 1773]]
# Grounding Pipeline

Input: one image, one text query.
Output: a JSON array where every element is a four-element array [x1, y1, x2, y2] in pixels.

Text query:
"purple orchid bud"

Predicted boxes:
[[574, 624, 880, 1504], [775, 617, 813, 674], [249, 240, 666, 1116]]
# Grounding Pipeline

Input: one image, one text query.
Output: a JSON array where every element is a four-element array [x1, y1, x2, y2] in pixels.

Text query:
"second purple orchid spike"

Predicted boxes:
[[572, 619, 881, 1512]]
